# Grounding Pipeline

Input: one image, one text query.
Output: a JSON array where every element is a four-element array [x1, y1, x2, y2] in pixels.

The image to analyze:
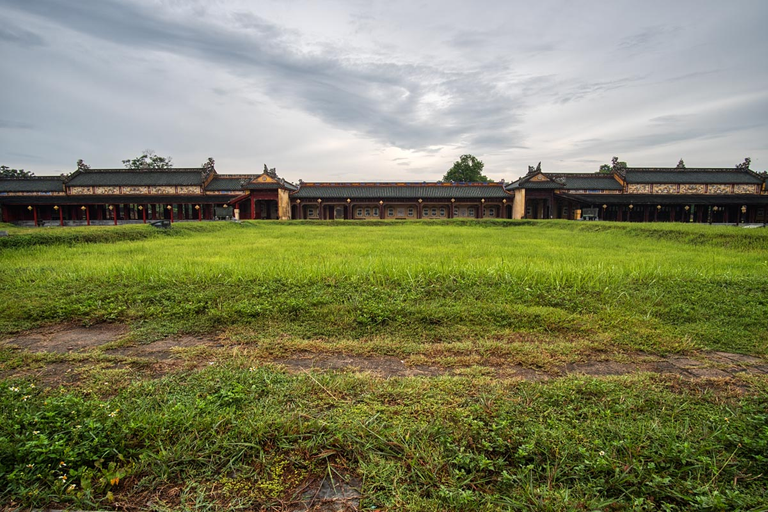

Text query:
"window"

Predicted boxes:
[[487, 208, 495, 217], [373, 208, 379, 216], [408, 208, 414, 216], [431, 208, 437, 216], [365, 208, 371, 216], [356, 208, 363, 217], [468, 208, 474, 216], [388, 208, 394, 217], [308, 207, 315, 216], [439, 207, 445, 217]]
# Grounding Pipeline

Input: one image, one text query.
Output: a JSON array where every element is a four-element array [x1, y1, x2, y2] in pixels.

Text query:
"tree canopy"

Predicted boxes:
[[599, 157, 627, 174], [201, 157, 216, 174], [122, 150, 173, 169], [442, 154, 489, 182], [0, 165, 34, 178]]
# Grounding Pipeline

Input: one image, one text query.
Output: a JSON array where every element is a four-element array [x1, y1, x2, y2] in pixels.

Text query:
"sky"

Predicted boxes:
[[1, 0, 767, 183]]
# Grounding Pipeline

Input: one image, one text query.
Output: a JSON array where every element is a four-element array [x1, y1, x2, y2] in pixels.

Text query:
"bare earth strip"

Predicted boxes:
[[1, 324, 766, 389]]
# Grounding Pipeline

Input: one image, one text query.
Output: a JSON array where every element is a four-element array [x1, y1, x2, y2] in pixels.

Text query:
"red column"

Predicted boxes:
[[59, 207, 63, 226], [32, 207, 38, 227], [142, 206, 147, 223], [114, 205, 118, 225], [250, 195, 256, 220], [198, 206, 202, 221], [169, 206, 174, 224], [86, 207, 91, 226]]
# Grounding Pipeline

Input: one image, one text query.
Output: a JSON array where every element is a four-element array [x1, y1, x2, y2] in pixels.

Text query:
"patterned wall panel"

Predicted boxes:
[[734, 184, 758, 194], [94, 186, 119, 195], [627, 184, 650, 193], [653, 184, 677, 194], [149, 186, 176, 195], [177, 186, 201, 194], [709, 184, 731, 194], [68, 186, 94, 195], [122, 186, 148, 195], [680, 184, 705, 194]]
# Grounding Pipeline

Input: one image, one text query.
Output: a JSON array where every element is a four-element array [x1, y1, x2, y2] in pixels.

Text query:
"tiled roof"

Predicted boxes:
[[66, 169, 205, 187], [506, 173, 623, 191], [0, 177, 64, 193], [292, 183, 510, 200], [558, 175, 623, 190], [205, 176, 248, 191], [624, 168, 762, 184]]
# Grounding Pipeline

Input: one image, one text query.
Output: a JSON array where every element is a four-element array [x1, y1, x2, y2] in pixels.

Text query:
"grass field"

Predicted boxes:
[[1, 220, 767, 510]]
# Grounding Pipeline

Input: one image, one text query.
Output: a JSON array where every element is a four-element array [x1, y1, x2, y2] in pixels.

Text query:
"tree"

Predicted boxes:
[[201, 157, 215, 174], [0, 165, 34, 178], [598, 157, 626, 174], [735, 157, 751, 170], [442, 154, 489, 182], [122, 150, 173, 169], [676, 159, 686, 169], [76, 159, 91, 172], [611, 156, 627, 172]]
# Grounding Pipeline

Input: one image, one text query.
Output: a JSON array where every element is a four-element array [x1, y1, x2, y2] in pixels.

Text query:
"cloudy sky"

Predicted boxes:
[[1, 0, 766, 182]]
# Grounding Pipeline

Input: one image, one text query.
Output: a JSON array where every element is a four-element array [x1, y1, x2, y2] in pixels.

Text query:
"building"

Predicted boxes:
[[506, 166, 768, 224], [1, 163, 766, 226]]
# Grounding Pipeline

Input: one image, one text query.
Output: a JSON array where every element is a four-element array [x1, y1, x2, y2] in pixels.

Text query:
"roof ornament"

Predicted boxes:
[[263, 164, 278, 178]]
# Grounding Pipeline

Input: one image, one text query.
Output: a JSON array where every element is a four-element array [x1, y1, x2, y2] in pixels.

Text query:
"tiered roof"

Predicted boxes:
[[292, 182, 510, 199]]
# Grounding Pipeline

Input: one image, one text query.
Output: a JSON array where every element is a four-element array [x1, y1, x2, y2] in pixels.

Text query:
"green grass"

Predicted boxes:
[[2, 367, 767, 510], [1, 220, 766, 358], [1, 220, 768, 509]]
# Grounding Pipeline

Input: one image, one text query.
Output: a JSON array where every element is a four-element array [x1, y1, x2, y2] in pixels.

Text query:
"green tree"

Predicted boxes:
[[0, 165, 34, 178], [201, 157, 216, 174], [600, 157, 626, 174], [122, 150, 173, 169], [443, 154, 489, 182], [76, 159, 91, 172]]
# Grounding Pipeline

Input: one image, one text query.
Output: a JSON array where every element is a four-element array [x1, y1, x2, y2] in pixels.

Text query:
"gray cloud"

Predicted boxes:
[[1, 0, 767, 177], [0, 119, 35, 130], [0, 23, 45, 46], [2, 0, 527, 152]]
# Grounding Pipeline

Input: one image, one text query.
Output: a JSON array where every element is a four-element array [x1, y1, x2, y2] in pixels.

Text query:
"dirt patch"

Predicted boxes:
[[297, 475, 362, 511], [1, 323, 127, 353], [275, 352, 442, 377], [1, 324, 766, 388], [106, 335, 217, 360], [0, 361, 84, 388], [274, 350, 767, 383]]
